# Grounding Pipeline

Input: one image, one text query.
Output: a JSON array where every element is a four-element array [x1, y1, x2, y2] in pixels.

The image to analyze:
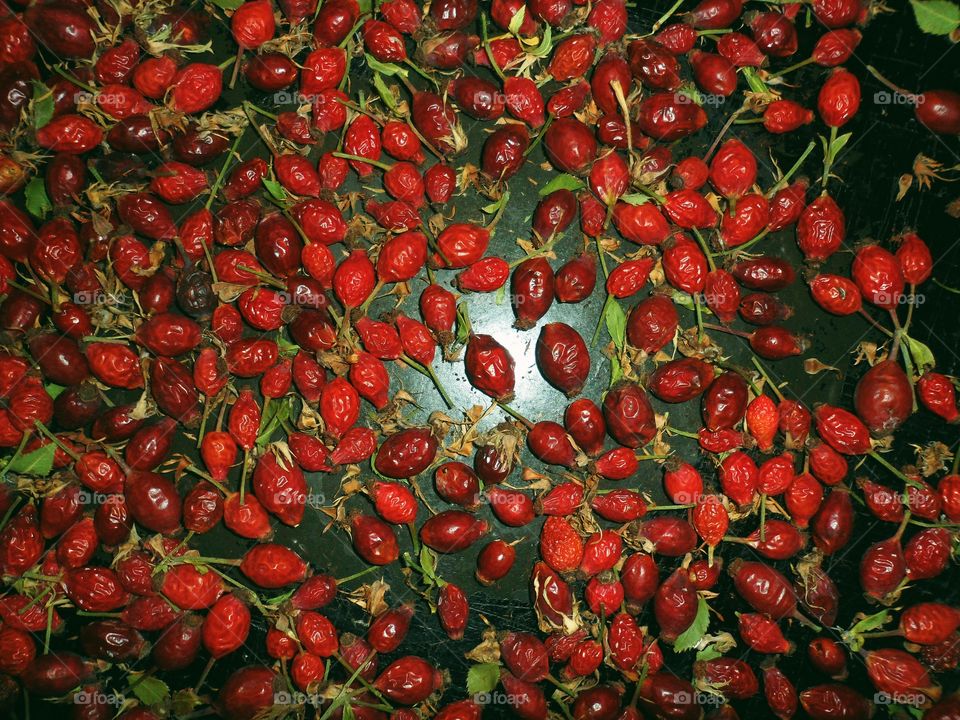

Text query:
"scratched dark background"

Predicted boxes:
[[18, 0, 960, 717]]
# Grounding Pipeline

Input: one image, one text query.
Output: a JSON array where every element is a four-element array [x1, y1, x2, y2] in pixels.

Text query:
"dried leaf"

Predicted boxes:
[[344, 580, 391, 617], [465, 627, 501, 664], [804, 357, 844, 379]]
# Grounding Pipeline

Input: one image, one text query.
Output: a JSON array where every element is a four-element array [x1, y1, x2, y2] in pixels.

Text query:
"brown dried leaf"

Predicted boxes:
[[913, 441, 952, 477], [804, 357, 844, 379], [896, 174, 913, 201], [464, 627, 501, 664], [344, 579, 391, 617]]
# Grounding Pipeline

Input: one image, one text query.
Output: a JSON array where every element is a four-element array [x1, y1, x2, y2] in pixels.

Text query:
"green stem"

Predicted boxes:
[[402, 58, 438, 88], [759, 494, 767, 542], [694, 292, 705, 343], [648, 0, 685, 33], [206, 128, 247, 210], [751, 357, 786, 402], [400, 355, 455, 409], [820, 124, 839, 193], [868, 451, 922, 488], [50, 65, 96, 93], [0, 431, 33, 476], [665, 426, 698, 440], [591, 293, 613, 347], [32, 421, 81, 462], [333, 151, 392, 172], [691, 228, 716, 271], [768, 56, 814, 78], [523, 113, 554, 158], [768, 140, 816, 197], [480, 14, 506, 81], [497, 401, 533, 429], [335, 565, 380, 585]]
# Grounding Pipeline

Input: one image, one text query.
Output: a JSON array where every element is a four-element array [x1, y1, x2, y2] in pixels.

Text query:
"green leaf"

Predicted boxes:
[[419, 545, 437, 581], [673, 595, 710, 652], [265, 587, 296, 605], [507, 5, 526, 35], [130, 677, 170, 707], [481, 189, 510, 215], [256, 400, 290, 447], [671, 291, 696, 311], [277, 334, 300, 356], [909, 0, 960, 34], [466, 663, 500, 696], [372, 72, 396, 111], [171, 689, 201, 717], [695, 645, 722, 661], [527, 25, 553, 57], [742, 66, 770, 96], [364, 53, 407, 77], [31, 81, 54, 129], [604, 298, 627, 351], [538, 173, 585, 196], [830, 131, 853, 157], [905, 335, 936, 371], [609, 354, 622, 387], [44, 383, 66, 400], [208, 0, 244, 9], [261, 177, 288, 202], [849, 609, 891, 635], [24, 177, 51, 220], [455, 302, 472, 345], [619, 193, 652, 206], [5, 443, 56, 477]]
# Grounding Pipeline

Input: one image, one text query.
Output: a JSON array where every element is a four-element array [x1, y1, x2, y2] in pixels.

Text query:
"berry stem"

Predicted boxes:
[[868, 451, 923, 489], [591, 293, 613, 347], [335, 565, 380, 585], [524, 113, 554, 158], [857, 307, 894, 337], [768, 56, 814, 79], [480, 14, 506, 81], [32, 421, 81, 462], [648, 0, 685, 34], [767, 139, 816, 197], [333, 151, 392, 172], [497, 401, 534, 429], [702, 321, 750, 339], [665, 426, 699, 440], [691, 228, 717, 271], [206, 127, 247, 210], [400, 354, 455, 409], [864, 65, 914, 98], [238, 448, 250, 503]]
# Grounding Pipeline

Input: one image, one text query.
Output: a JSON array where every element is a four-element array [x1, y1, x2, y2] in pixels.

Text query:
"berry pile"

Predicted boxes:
[[0, 0, 958, 717]]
